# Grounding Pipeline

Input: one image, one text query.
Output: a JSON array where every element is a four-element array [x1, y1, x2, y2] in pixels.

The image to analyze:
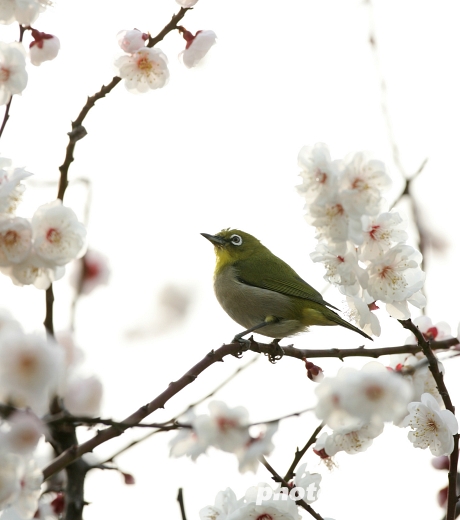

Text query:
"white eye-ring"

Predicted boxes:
[[230, 234, 243, 246]]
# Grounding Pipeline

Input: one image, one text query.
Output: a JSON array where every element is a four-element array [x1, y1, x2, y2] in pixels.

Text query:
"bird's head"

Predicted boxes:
[[201, 229, 263, 272]]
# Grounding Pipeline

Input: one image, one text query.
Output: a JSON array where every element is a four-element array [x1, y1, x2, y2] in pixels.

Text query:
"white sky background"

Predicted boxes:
[[1, 0, 460, 519]]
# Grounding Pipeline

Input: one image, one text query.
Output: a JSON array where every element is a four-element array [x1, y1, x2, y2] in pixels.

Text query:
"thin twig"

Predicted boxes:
[[284, 422, 325, 482], [399, 319, 459, 520], [44, 285, 55, 337], [259, 456, 324, 520], [177, 488, 187, 520]]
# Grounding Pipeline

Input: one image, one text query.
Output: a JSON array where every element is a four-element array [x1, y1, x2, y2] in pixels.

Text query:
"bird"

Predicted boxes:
[[201, 229, 372, 342]]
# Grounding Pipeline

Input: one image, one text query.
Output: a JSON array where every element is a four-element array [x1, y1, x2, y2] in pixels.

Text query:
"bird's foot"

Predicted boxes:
[[231, 335, 252, 358], [267, 339, 285, 363]]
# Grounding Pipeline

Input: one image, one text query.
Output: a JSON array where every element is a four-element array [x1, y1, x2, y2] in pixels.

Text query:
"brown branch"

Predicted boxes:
[[42, 343, 243, 480], [44, 285, 55, 337], [57, 7, 190, 203], [284, 422, 325, 482], [399, 319, 459, 520], [245, 336, 458, 361], [259, 456, 324, 520], [177, 488, 187, 520]]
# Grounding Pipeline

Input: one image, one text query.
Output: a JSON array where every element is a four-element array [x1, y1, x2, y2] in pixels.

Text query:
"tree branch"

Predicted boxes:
[[284, 422, 325, 482]]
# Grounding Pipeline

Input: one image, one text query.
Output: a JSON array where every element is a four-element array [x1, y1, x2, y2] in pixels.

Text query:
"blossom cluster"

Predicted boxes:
[[0, 311, 103, 518], [114, 26, 217, 93], [169, 400, 278, 474], [297, 143, 426, 336], [200, 465, 323, 520], [313, 358, 458, 460], [0, 157, 87, 289], [0, 1, 61, 106]]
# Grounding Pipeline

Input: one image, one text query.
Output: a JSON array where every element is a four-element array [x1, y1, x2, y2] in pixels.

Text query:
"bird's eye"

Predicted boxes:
[[230, 234, 243, 246]]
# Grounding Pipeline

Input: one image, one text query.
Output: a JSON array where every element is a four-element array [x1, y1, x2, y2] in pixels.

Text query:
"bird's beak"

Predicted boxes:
[[201, 233, 227, 247]]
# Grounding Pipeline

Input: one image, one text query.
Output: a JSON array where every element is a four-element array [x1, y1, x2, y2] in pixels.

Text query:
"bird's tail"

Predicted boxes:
[[323, 308, 373, 341]]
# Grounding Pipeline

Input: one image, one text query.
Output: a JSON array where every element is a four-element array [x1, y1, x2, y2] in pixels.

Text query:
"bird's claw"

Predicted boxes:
[[231, 336, 252, 358], [267, 339, 285, 363]]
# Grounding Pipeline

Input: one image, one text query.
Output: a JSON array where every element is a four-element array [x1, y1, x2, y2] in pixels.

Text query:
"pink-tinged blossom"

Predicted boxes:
[[115, 47, 169, 93], [235, 423, 277, 473], [346, 295, 381, 337], [297, 143, 339, 205], [63, 375, 103, 417], [70, 249, 110, 296], [317, 421, 383, 456], [0, 42, 27, 105], [181, 29, 217, 68], [405, 315, 452, 344], [193, 401, 250, 453], [29, 30, 60, 66], [11, 459, 42, 519], [339, 152, 391, 217], [117, 29, 148, 53], [0, 158, 32, 214], [360, 211, 408, 261], [315, 362, 412, 428], [0, 0, 48, 25], [32, 200, 86, 266], [0, 330, 64, 413], [401, 393, 458, 456], [4, 411, 45, 455], [0, 216, 32, 266], [367, 244, 426, 318], [169, 411, 208, 461]]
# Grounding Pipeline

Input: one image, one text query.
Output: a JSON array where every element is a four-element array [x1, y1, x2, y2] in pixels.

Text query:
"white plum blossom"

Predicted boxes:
[[0, 453, 21, 511], [339, 151, 391, 217], [0, 158, 32, 214], [0, 329, 64, 414], [29, 31, 60, 66], [63, 375, 103, 417], [2, 251, 65, 289], [0, 42, 28, 105], [169, 410, 208, 461], [3, 411, 45, 455], [401, 393, 458, 456], [297, 143, 339, 205], [117, 29, 148, 53], [181, 30, 217, 68], [315, 362, 412, 428], [367, 244, 426, 319], [235, 423, 277, 473], [360, 212, 408, 261], [10, 459, 42, 519], [115, 47, 169, 93], [193, 401, 250, 453], [346, 295, 381, 337], [228, 484, 302, 520], [0, 0, 48, 25], [176, 0, 199, 6], [0, 217, 32, 266], [199, 487, 238, 520], [293, 463, 322, 504], [32, 200, 86, 266], [310, 242, 367, 296], [316, 421, 384, 456]]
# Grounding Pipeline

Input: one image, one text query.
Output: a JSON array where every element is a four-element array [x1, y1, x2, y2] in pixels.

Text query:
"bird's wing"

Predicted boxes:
[[234, 256, 340, 311]]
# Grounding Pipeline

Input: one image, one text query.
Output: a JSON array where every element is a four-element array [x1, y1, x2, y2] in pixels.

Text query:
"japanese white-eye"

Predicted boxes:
[[202, 229, 372, 342]]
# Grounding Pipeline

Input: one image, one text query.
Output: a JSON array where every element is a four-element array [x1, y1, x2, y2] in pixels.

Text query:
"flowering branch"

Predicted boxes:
[[259, 455, 324, 520], [284, 422, 325, 482], [42, 343, 243, 480], [399, 319, 459, 520]]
